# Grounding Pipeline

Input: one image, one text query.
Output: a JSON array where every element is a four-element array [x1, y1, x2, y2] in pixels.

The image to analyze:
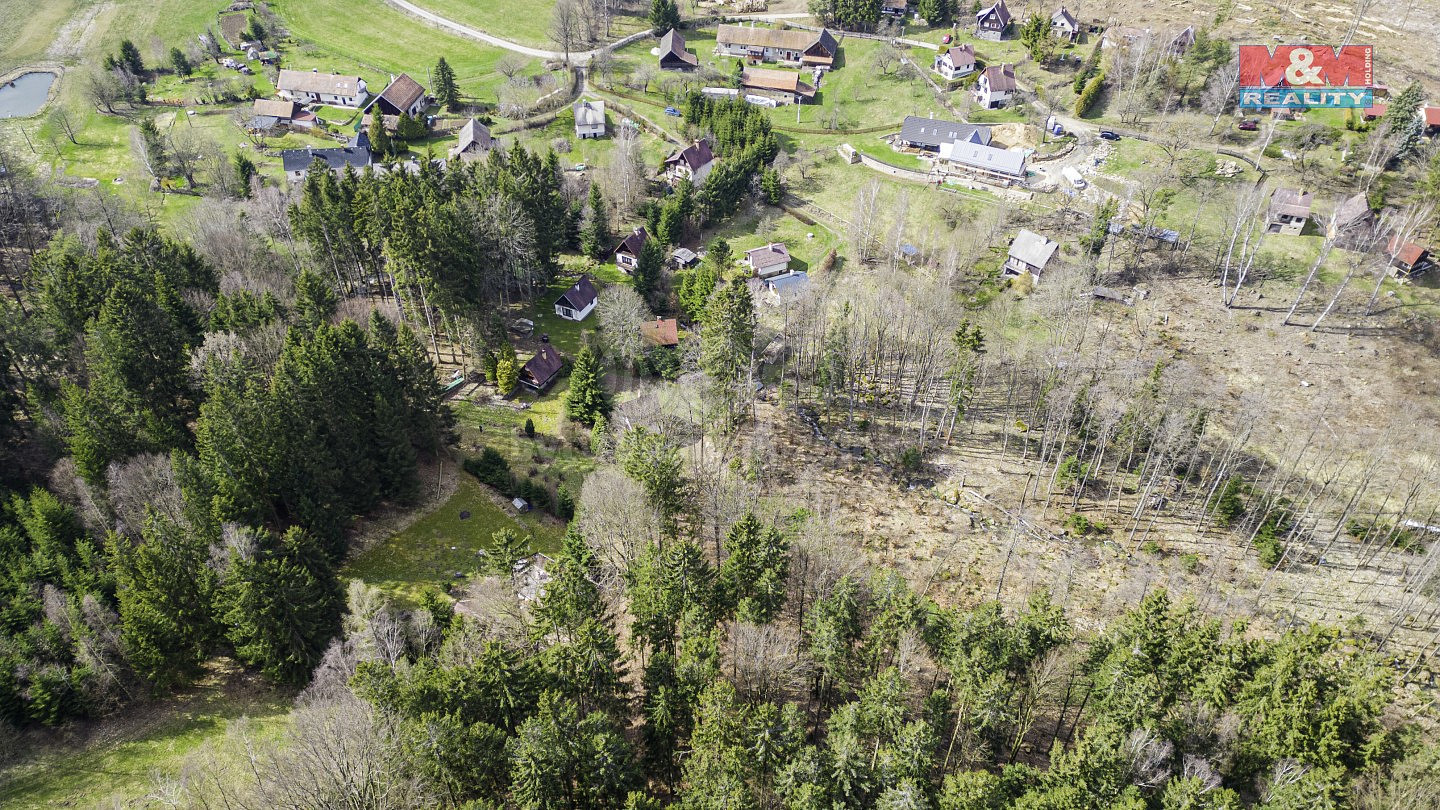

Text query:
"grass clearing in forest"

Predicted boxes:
[[344, 474, 565, 605]]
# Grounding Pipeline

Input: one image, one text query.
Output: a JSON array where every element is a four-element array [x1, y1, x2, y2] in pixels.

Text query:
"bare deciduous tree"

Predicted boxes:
[[597, 284, 648, 370]]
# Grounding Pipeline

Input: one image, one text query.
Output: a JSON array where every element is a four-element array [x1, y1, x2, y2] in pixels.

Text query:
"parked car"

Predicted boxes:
[[1237, 118, 1260, 131], [1098, 130, 1121, 141], [664, 106, 681, 117]]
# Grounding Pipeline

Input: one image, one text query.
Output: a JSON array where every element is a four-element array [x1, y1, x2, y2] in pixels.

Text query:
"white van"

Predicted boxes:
[[1062, 166, 1086, 189]]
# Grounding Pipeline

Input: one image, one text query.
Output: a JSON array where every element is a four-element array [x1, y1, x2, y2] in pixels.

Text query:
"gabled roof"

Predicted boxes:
[[746, 242, 791, 270], [741, 68, 816, 97], [939, 140, 1027, 177], [522, 346, 564, 387], [1331, 192, 1372, 229], [455, 118, 496, 153], [376, 73, 426, 113], [574, 99, 606, 126], [640, 317, 680, 347], [976, 0, 1011, 26], [1170, 25, 1196, 50], [252, 98, 301, 119], [659, 28, 699, 66], [1008, 229, 1058, 270], [277, 69, 365, 97], [1052, 6, 1077, 28], [1425, 107, 1440, 127], [981, 63, 1017, 92], [765, 271, 809, 295], [554, 274, 599, 311], [1393, 242, 1427, 267], [940, 43, 976, 66], [717, 23, 838, 57], [666, 140, 715, 171], [1363, 102, 1386, 118], [1270, 188, 1314, 219], [280, 145, 372, 173], [899, 115, 991, 149], [615, 226, 648, 256]]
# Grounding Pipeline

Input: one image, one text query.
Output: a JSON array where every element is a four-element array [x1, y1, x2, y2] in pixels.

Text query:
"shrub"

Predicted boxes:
[[1074, 70, 1105, 117], [1179, 553, 1200, 573], [1064, 513, 1109, 537], [463, 448, 514, 492], [1141, 539, 1162, 555]]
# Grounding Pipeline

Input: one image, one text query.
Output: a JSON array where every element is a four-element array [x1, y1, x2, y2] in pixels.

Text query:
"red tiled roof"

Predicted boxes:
[[640, 317, 679, 347], [1424, 107, 1440, 127]]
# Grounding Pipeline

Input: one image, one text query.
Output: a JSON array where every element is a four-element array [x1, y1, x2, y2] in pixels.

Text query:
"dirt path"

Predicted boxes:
[[45, 1, 109, 62]]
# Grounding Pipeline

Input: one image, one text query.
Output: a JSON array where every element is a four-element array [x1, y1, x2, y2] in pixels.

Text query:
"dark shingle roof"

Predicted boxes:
[[522, 346, 564, 388], [659, 29, 699, 67], [554, 274, 599, 311], [982, 63, 1017, 92], [898, 115, 992, 149], [280, 145, 372, 173], [977, 0, 1011, 26], [615, 226, 648, 256], [375, 73, 426, 115], [666, 141, 715, 171]]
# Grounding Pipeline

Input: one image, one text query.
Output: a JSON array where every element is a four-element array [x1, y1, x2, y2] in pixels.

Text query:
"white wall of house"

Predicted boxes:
[[616, 251, 638, 272], [555, 298, 596, 321]]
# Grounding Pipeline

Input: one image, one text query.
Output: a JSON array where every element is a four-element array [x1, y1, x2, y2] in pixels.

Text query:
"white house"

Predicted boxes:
[[1004, 230, 1059, 280], [574, 99, 606, 139], [932, 44, 976, 80], [745, 243, 792, 278], [553, 274, 599, 321], [974, 63, 1016, 108], [664, 141, 716, 185], [614, 226, 648, 273], [276, 69, 368, 107], [1051, 6, 1080, 41]]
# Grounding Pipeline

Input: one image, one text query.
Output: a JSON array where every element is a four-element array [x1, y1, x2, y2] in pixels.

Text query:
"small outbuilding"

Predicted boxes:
[[640, 317, 680, 347], [658, 28, 699, 70], [452, 118, 497, 162]]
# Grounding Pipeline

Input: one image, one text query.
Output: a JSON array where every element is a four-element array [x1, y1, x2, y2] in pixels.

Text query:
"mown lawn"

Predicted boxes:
[[0, 0, 77, 72], [344, 474, 565, 605]]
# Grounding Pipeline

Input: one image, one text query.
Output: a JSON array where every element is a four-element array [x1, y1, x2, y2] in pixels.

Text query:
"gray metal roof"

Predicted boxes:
[[938, 139, 1026, 176], [574, 99, 605, 126], [898, 115, 992, 149], [1008, 229, 1059, 270]]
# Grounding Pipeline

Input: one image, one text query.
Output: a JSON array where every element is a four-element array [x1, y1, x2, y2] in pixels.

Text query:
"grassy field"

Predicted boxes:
[[343, 474, 566, 605], [0, 0, 76, 72], [0, 663, 292, 809]]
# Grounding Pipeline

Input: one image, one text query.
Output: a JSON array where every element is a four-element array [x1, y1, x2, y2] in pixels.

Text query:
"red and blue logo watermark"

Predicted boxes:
[[1238, 44, 1373, 108]]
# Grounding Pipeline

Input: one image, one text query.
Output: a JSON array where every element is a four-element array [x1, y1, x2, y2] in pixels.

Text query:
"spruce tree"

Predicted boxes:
[[215, 526, 343, 684], [119, 39, 145, 74], [433, 56, 460, 111], [581, 183, 611, 260], [649, 0, 681, 34], [489, 528, 531, 578], [111, 511, 218, 688], [564, 346, 610, 427], [634, 238, 665, 310], [368, 108, 394, 159]]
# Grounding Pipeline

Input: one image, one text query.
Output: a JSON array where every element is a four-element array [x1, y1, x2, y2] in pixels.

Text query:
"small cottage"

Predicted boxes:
[[574, 99, 606, 139], [614, 226, 648, 273], [640, 317, 680, 347], [1051, 6, 1080, 41], [1004, 230, 1059, 280], [664, 140, 717, 185], [745, 243, 792, 278], [932, 44, 976, 80], [974, 64, 1016, 108], [1267, 188, 1313, 236], [520, 346, 565, 392], [553, 274, 599, 322], [975, 0, 1012, 40], [740, 68, 816, 105], [373, 73, 427, 118], [451, 118, 497, 162]]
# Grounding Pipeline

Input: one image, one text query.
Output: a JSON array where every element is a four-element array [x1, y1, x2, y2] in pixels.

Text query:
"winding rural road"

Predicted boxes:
[[380, 0, 808, 63]]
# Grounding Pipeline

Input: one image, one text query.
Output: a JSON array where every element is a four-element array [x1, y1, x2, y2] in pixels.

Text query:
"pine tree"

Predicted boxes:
[[564, 346, 610, 427], [916, 0, 951, 25], [215, 526, 343, 683], [718, 512, 790, 623], [581, 183, 611, 260], [489, 528, 531, 578], [169, 47, 192, 76], [699, 281, 755, 416], [433, 56, 460, 111]]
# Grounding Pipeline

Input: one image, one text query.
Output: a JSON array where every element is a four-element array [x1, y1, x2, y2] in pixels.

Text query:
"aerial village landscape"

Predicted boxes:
[[1, 0, 1440, 805]]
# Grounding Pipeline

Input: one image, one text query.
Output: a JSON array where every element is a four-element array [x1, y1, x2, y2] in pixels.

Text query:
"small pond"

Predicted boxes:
[[0, 72, 57, 119]]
